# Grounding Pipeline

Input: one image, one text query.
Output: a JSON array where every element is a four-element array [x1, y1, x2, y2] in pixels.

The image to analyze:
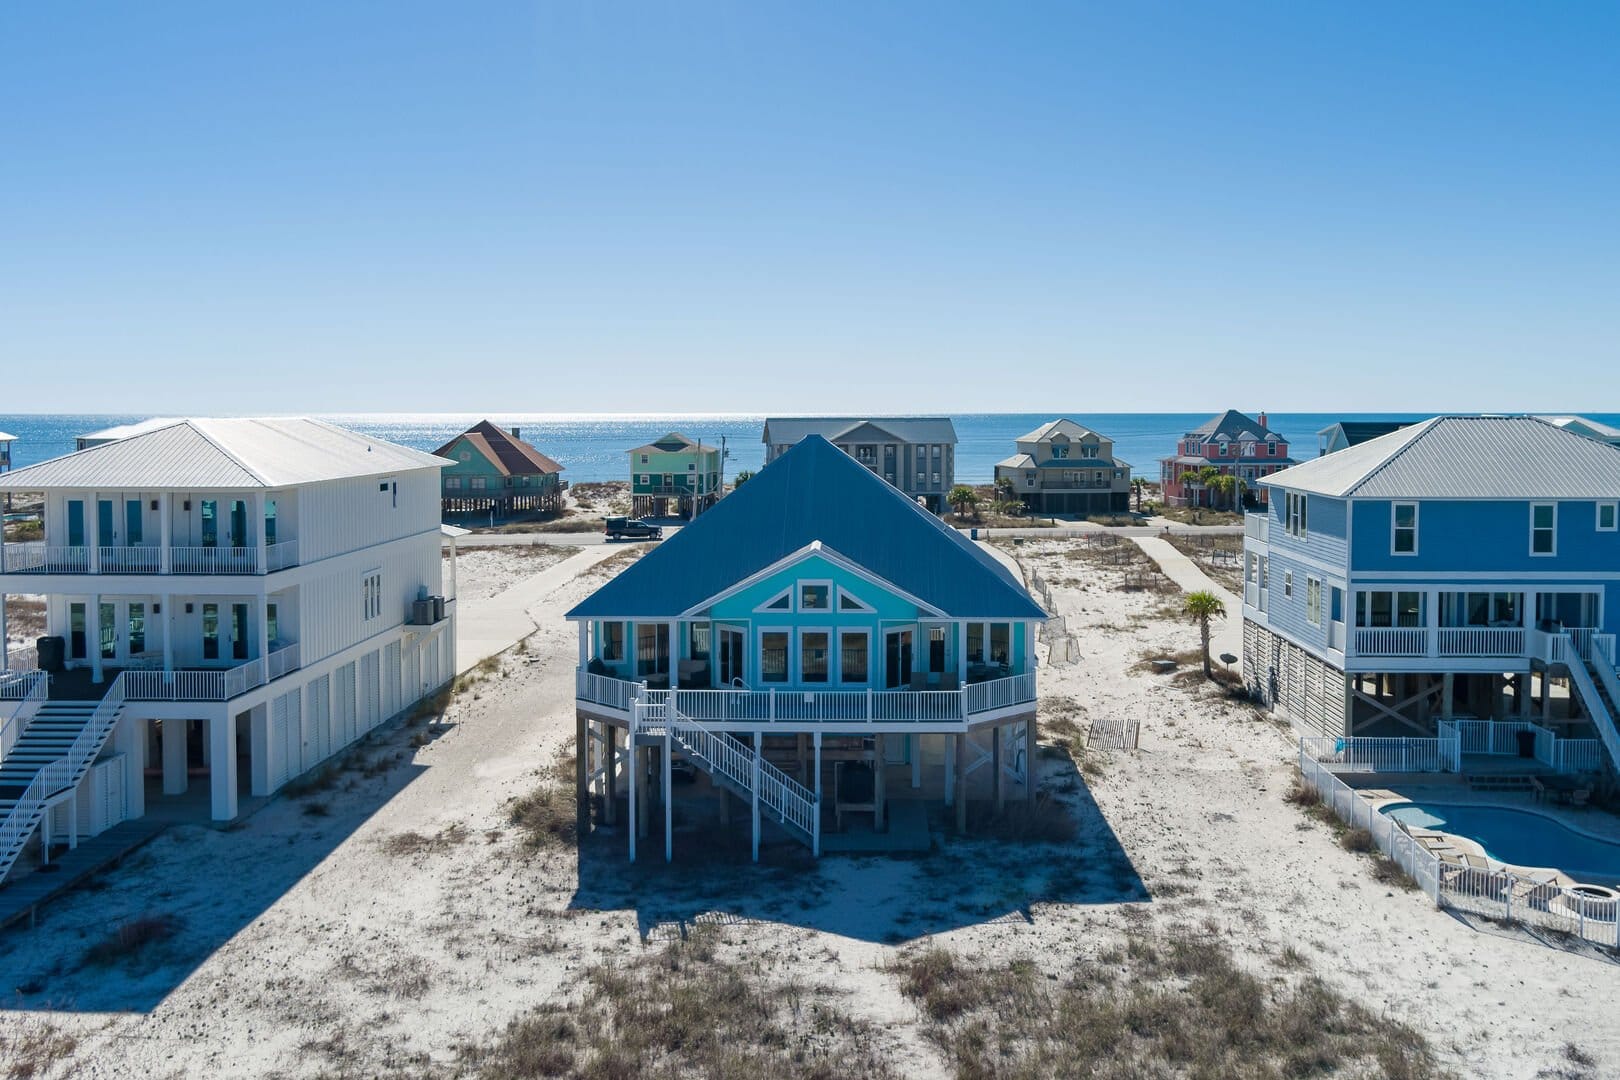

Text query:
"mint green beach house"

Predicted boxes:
[[629, 432, 722, 520], [433, 420, 565, 518], [571, 436, 1045, 862]]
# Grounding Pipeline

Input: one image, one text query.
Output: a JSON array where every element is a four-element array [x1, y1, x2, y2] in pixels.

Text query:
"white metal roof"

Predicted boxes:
[[77, 417, 183, 444], [1261, 416, 1620, 499], [0, 417, 450, 491], [0, 431, 17, 443], [1014, 418, 1101, 443], [1538, 415, 1620, 441]]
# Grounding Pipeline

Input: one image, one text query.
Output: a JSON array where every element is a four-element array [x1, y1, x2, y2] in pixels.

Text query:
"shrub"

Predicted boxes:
[[83, 914, 180, 967]]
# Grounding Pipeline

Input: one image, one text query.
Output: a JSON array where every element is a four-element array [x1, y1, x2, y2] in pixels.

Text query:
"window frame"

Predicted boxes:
[[1283, 570, 1294, 599], [837, 587, 874, 613], [757, 626, 792, 684], [1599, 502, 1618, 532], [1530, 502, 1557, 557], [1391, 501, 1418, 556], [1306, 576, 1323, 627], [754, 587, 792, 614], [797, 580, 833, 612], [838, 628, 871, 685]]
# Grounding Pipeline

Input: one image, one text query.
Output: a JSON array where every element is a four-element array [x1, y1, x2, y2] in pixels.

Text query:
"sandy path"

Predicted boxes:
[[1131, 534, 1242, 658]]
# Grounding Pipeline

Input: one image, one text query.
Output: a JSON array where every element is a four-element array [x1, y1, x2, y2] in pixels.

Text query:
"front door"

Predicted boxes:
[[884, 628, 913, 689], [717, 626, 746, 686]]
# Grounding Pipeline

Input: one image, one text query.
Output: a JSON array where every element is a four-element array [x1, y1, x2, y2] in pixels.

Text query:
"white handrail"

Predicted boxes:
[[1578, 642, 1620, 773], [667, 715, 818, 840], [584, 671, 1037, 723]]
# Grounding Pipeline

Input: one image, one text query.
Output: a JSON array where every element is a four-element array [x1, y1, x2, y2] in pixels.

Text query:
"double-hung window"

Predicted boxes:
[[1531, 503, 1556, 556], [1285, 492, 1308, 538], [1391, 502, 1418, 555]]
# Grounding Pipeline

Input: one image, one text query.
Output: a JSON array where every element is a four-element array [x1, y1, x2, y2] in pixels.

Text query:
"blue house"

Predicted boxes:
[[1243, 416, 1620, 764], [568, 435, 1045, 860]]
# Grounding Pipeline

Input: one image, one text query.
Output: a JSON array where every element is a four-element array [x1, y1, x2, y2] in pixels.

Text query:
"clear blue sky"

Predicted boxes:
[[2, 2, 1616, 414]]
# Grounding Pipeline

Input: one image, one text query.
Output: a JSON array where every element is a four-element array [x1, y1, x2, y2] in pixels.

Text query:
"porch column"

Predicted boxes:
[[993, 724, 1005, 812], [1024, 713, 1037, 804], [944, 734, 955, 805], [448, 534, 459, 600], [252, 491, 267, 574], [628, 735, 639, 862], [89, 593, 103, 683], [873, 734, 886, 832], [956, 622, 967, 685], [954, 732, 968, 832], [577, 623, 588, 667], [1519, 671, 1534, 718], [88, 490, 100, 573], [162, 718, 189, 795], [1024, 620, 1036, 673], [604, 725, 618, 826], [1441, 673, 1454, 718], [637, 745, 650, 841], [751, 730, 762, 861], [159, 493, 172, 574], [663, 729, 673, 862], [258, 597, 271, 668], [116, 715, 146, 819], [0, 592, 8, 669], [209, 713, 238, 821], [1541, 672, 1553, 721], [250, 705, 271, 796], [668, 619, 679, 686], [161, 592, 174, 675], [575, 711, 589, 837]]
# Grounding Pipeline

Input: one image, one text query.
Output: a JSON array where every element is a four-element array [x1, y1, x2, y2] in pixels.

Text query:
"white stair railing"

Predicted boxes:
[[1565, 636, 1620, 774], [666, 714, 819, 843], [0, 672, 50, 762], [0, 672, 129, 882]]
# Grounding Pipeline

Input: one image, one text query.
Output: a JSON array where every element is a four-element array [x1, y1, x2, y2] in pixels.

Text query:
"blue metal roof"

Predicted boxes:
[[567, 436, 1045, 621]]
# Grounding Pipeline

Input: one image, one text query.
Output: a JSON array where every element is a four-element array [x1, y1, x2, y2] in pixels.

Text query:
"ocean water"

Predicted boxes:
[[3, 411, 1617, 486]]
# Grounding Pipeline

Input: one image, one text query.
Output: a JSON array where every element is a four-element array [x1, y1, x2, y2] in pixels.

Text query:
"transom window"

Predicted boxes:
[[1392, 502, 1418, 555], [1531, 503, 1556, 555]]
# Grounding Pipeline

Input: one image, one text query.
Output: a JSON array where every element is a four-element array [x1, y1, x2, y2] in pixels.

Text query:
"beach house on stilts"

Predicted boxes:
[[568, 435, 1045, 861], [0, 419, 457, 886]]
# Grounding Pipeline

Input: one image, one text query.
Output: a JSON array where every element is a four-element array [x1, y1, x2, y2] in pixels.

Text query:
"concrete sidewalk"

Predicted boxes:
[[1130, 535, 1243, 661], [454, 545, 625, 674]]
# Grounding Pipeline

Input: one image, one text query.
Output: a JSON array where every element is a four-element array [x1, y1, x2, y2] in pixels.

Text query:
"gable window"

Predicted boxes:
[[1531, 503, 1556, 556], [1392, 502, 1418, 555], [799, 582, 830, 611], [640, 454, 649, 464], [1306, 577, 1322, 626], [1051, 444, 1069, 459], [837, 588, 873, 612], [457, 450, 470, 462], [756, 588, 791, 612], [1600, 503, 1618, 532], [470, 477, 487, 491]]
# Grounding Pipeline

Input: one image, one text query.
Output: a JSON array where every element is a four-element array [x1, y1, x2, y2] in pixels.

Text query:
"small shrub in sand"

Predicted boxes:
[[510, 742, 579, 851], [83, 914, 180, 968], [1339, 827, 1376, 854], [464, 926, 895, 1078], [971, 797, 1078, 844], [0, 1019, 77, 1080], [888, 929, 1444, 1079]]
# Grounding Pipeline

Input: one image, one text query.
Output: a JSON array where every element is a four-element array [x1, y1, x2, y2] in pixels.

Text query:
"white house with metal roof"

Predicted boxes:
[[994, 419, 1132, 515], [74, 417, 183, 452], [0, 418, 457, 884], [1242, 415, 1620, 775], [1537, 415, 1620, 449], [762, 417, 957, 511], [570, 435, 1042, 861]]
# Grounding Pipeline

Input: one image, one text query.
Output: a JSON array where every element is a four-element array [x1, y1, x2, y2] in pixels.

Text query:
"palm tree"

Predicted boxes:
[[948, 485, 978, 518], [1209, 474, 1237, 509], [1131, 477, 1145, 513], [1184, 590, 1227, 678], [732, 469, 754, 489]]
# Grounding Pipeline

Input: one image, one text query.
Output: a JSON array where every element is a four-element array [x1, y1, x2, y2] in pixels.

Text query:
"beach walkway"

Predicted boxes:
[[454, 545, 624, 674], [1130, 535, 1243, 660]]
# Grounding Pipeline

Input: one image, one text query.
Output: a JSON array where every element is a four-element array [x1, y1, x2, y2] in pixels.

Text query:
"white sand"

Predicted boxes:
[[0, 537, 1613, 1077]]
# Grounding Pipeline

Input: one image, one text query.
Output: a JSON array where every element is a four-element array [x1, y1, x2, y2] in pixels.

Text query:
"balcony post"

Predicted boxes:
[[88, 593, 103, 683], [253, 491, 267, 574], [0, 592, 7, 670], [258, 597, 271, 675], [161, 592, 174, 676], [88, 490, 101, 573], [159, 493, 172, 573], [577, 622, 588, 667]]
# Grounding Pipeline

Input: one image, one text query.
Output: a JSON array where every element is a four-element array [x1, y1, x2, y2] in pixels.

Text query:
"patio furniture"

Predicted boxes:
[[677, 659, 710, 690]]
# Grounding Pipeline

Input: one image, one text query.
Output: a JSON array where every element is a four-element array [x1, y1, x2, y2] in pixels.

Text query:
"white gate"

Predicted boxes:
[[270, 695, 292, 789], [405, 642, 421, 704], [335, 662, 357, 747]]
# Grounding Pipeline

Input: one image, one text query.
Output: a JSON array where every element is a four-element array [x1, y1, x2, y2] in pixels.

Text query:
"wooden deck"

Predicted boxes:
[[0, 820, 168, 930]]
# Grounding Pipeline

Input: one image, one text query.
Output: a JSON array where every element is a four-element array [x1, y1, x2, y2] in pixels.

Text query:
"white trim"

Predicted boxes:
[[753, 587, 792, 614], [678, 539, 947, 619], [1350, 570, 1620, 582], [836, 586, 874, 613], [1599, 502, 1618, 532], [1305, 576, 1323, 627], [797, 626, 833, 686], [1391, 501, 1418, 556], [1530, 502, 1557, 557]]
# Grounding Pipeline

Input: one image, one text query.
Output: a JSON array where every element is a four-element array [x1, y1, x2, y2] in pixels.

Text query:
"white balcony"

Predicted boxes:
[[1243, 513, 1270, 543], [1, 541, 299, 576], [120, 642, 301, 702], [1348, 624, 1615, 664]]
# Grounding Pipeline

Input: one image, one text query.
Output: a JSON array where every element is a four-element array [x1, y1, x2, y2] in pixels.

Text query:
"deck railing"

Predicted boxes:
[[1, 544, 90, 574], [1, 541, 299, 575], [266, 540, 300, 571], [170, 546, 257, 575], [122, 644, 300, 702], [1438, 627, 1524, 657], [2, 645, 39, 673], [1299, 735, 1457, 773], [1353, 627, 1426, 657], [1243, 514, 1269, 542], [577, 670, 1036, 723], [97, 546, 164, 573]]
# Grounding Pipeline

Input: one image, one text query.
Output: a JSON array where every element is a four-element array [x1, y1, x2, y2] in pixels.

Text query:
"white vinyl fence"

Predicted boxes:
[[1296, 746, 1620, 949]]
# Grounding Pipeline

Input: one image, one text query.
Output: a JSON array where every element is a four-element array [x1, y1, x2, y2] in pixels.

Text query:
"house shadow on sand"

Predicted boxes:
[[0, 713, 451, 1015], [568, 751, 1150, 945]]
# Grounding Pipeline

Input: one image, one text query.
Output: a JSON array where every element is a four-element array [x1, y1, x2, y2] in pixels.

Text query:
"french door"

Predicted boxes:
[[717, 626, 746, 687], [884, 628, 913, 689]]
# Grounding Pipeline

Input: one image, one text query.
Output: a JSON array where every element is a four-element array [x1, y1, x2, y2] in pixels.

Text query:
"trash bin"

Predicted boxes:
[[970, 528, 978, 540], [36, 635, 65, 673], [1515, 729, 1537, 759]]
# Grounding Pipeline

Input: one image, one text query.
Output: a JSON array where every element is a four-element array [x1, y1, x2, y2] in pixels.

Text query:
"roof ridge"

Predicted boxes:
[[1341, 416, 1442, 496]]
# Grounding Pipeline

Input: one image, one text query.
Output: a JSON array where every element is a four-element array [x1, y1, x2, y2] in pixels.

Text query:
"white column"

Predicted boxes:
[[667, 619, 679, 685], [628, 729, 638, 863], [812, 731, 822, 857], [88, 491, 101, 572], [115, 715, 146, 819], [253, 491, 267, 573], [578, 622, 588, 666], [159, 492, 172, 574], [944, 734, 956, 805], [0, 592, 8, 669], [751, 730, 762, 862], [161, 592, 174, 675], [956, 621, 967, 685], [250, 705, 271, 796], [258, 596, 271, 663], [448, 537, 459, 600], [162, 718, 189, 795], [210, 711, 238, 821], [89, 593, 103, 683], [663, 728, 673, 862]]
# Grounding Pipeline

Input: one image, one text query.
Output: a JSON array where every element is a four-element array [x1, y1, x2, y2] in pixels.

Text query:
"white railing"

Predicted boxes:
[[0, 671, 49, 762], [3, 645, 39, 673], [1243, 514, 1269, 542], [1297, 747, 1620, 949], [0, 671, 127, 882], [97, 546, 164, 573], [0, 544, 89, 574], [1559, 739, 1603, 773], [266, 642, 300, 681], [170, 546, 258, 575], [1299, 736, 1457, 773], [265, 540, 299, 571], [1438, 627, 1525, 657], [1435, 720, 1463, 772], [122, 648, 296, 703], [1328, 621, 1346, 651], [1244, 583, 1259, 609], [1530, 628, 1570, 666], [579, 671, 1037, 724], [1566, 649, 1620, 774], [1353, 628, 1427, 657]]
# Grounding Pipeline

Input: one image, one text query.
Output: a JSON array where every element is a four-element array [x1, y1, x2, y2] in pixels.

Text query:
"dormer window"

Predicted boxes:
[[1051, 444, 1069, 459]]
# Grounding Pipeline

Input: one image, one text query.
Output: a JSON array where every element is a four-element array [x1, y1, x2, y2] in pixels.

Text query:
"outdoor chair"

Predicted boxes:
[[909, 670, 928, 691], [939, 672, 959, 692]]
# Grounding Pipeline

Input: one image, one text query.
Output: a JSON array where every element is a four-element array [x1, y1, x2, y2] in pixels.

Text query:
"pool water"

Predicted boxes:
[[1381, 803, 1620, 884]]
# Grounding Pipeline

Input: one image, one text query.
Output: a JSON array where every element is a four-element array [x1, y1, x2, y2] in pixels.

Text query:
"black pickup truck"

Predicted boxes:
[[604, 517, 663, 541]]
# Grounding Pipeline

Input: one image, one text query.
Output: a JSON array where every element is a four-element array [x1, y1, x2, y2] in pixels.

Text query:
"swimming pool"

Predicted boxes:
[[1381, 803, 1620, 884]]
